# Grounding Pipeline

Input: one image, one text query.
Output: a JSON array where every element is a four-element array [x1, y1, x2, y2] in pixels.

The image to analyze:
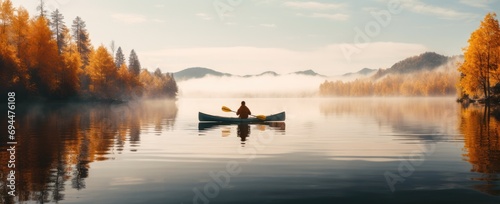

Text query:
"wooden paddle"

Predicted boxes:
[[222, 106, 266, 120]]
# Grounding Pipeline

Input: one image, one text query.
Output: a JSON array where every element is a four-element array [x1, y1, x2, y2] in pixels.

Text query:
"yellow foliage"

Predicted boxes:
[[458, 12, 500, 98]]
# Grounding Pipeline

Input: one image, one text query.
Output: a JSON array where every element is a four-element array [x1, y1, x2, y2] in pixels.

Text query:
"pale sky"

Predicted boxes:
[[11, 0, 500, 75]]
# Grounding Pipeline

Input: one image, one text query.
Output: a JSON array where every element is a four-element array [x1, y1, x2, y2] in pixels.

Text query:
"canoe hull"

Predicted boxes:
[[199, 112, 286, 122]]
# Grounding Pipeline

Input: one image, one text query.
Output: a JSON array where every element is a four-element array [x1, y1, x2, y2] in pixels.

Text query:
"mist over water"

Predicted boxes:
[[177, 74, 327, 97]]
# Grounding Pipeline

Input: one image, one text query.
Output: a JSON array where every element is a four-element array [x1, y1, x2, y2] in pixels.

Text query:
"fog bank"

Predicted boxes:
[[177, 74, 326, 98]]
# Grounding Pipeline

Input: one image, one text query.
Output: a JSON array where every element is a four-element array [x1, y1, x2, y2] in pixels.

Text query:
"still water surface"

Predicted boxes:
[[1, 98, 500, 203]]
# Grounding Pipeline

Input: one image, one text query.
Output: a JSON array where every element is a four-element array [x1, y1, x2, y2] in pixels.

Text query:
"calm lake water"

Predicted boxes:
[[1, 97, 500, 203]]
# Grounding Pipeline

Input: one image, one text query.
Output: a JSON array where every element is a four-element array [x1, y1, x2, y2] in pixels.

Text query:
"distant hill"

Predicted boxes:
[[242, 71, 279, 78], [173, 67, 231, 81], [257, 71, 279, 77], [291, 69, 326, 77], [174, 68, 326, 80], [373, 52, 450, 79], [342, 68, 376, 77]]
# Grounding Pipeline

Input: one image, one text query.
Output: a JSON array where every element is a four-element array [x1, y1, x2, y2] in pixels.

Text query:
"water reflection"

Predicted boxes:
[[459, 105, 500, 195], [320, 98, 458, 141], [0, 100, 177, 203], [198, 122, 286, 145], [237, 124, 250, 144]]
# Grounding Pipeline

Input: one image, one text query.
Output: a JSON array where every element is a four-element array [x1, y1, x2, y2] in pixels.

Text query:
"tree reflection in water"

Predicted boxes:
[[460, 105, 500, 195], [0, 100, 177, 203]]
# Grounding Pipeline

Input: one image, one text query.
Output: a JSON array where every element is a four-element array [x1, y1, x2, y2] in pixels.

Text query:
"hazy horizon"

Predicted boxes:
[[11, 0, 498, 76]]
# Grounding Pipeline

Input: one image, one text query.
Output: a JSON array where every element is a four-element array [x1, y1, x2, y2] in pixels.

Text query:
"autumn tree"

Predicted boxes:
[[0, 0, 19, 93], [0, 0, 14, 45], [139, 69, 178, 98], [0, 2, 178, 100], [115, 46, 125, 68], [459, 13, 500, 99], [9, 6, 30, 91], [12, 6, 29, 63], [128, 49, 141, 76], [116, 63, 142, 99], [27, 16, 62, 95], [50, 9, 66, 54], [0, 42, 20, 93], [71, 16, 91, 67], [86, 45, 118, 99]]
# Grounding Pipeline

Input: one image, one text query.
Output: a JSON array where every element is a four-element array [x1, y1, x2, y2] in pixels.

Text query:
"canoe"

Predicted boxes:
[[199, 112, 286, 122]]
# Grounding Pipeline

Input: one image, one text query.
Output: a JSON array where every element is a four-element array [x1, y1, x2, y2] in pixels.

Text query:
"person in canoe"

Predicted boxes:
[[236, 101, 251, 119]]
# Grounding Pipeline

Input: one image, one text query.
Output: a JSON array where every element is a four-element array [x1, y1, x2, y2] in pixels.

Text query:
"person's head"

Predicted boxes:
[[241, 101, 246, 106]]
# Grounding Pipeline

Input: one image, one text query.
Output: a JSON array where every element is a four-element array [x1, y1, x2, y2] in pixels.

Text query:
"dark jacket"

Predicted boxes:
[[236, 105, 251, 119]]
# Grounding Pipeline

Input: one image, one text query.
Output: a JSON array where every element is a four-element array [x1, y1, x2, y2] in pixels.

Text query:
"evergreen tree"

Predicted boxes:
[[154, 67, 162, 77], [110, 40, 115, 56], [36, 0, 46, 18], [115, 46, 125, 68], [71, 16, 91, 67], [50, 9, 66, 55], [128, 49, 141, 76]]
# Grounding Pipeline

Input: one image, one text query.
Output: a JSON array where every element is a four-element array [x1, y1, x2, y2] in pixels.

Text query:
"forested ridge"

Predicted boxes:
[[320, 52, 460, 96], [0, 0, 177, 101]]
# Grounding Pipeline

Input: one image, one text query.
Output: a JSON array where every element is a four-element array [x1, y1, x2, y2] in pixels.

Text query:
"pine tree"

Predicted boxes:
[[71, 16, 91, 67], [110, 40, 115, 56], [154, 68, 162, 77], [115, 46, 125, 68], [36, 0, 46, 18], [50, 9, 66, 55], [59, 28, 81, 97], [128, 49, 141, 76]]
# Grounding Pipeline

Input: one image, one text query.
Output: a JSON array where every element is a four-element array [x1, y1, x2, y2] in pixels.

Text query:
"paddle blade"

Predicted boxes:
[[256, 115, 266, 121], [222, 106, 233, 112]]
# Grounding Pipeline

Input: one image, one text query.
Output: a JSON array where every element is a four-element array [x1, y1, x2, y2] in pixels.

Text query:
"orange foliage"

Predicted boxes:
[[86, 45, 118, 99], [458, 12, 500, 99], [139, 69, 178, 98], [320, 71, 458, 96], [0, 1, 177, 100], [460, 106, 500, 195], [27, 16, 61, 94], [117, 63, 141, 98], [0, 101, 178, 202]]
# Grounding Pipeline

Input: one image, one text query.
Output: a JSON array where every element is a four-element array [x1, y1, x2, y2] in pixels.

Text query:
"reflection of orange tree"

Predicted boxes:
[[460, 106, 500, 195], [320, 98, 457, 134], [0, 100, 177, 203]]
